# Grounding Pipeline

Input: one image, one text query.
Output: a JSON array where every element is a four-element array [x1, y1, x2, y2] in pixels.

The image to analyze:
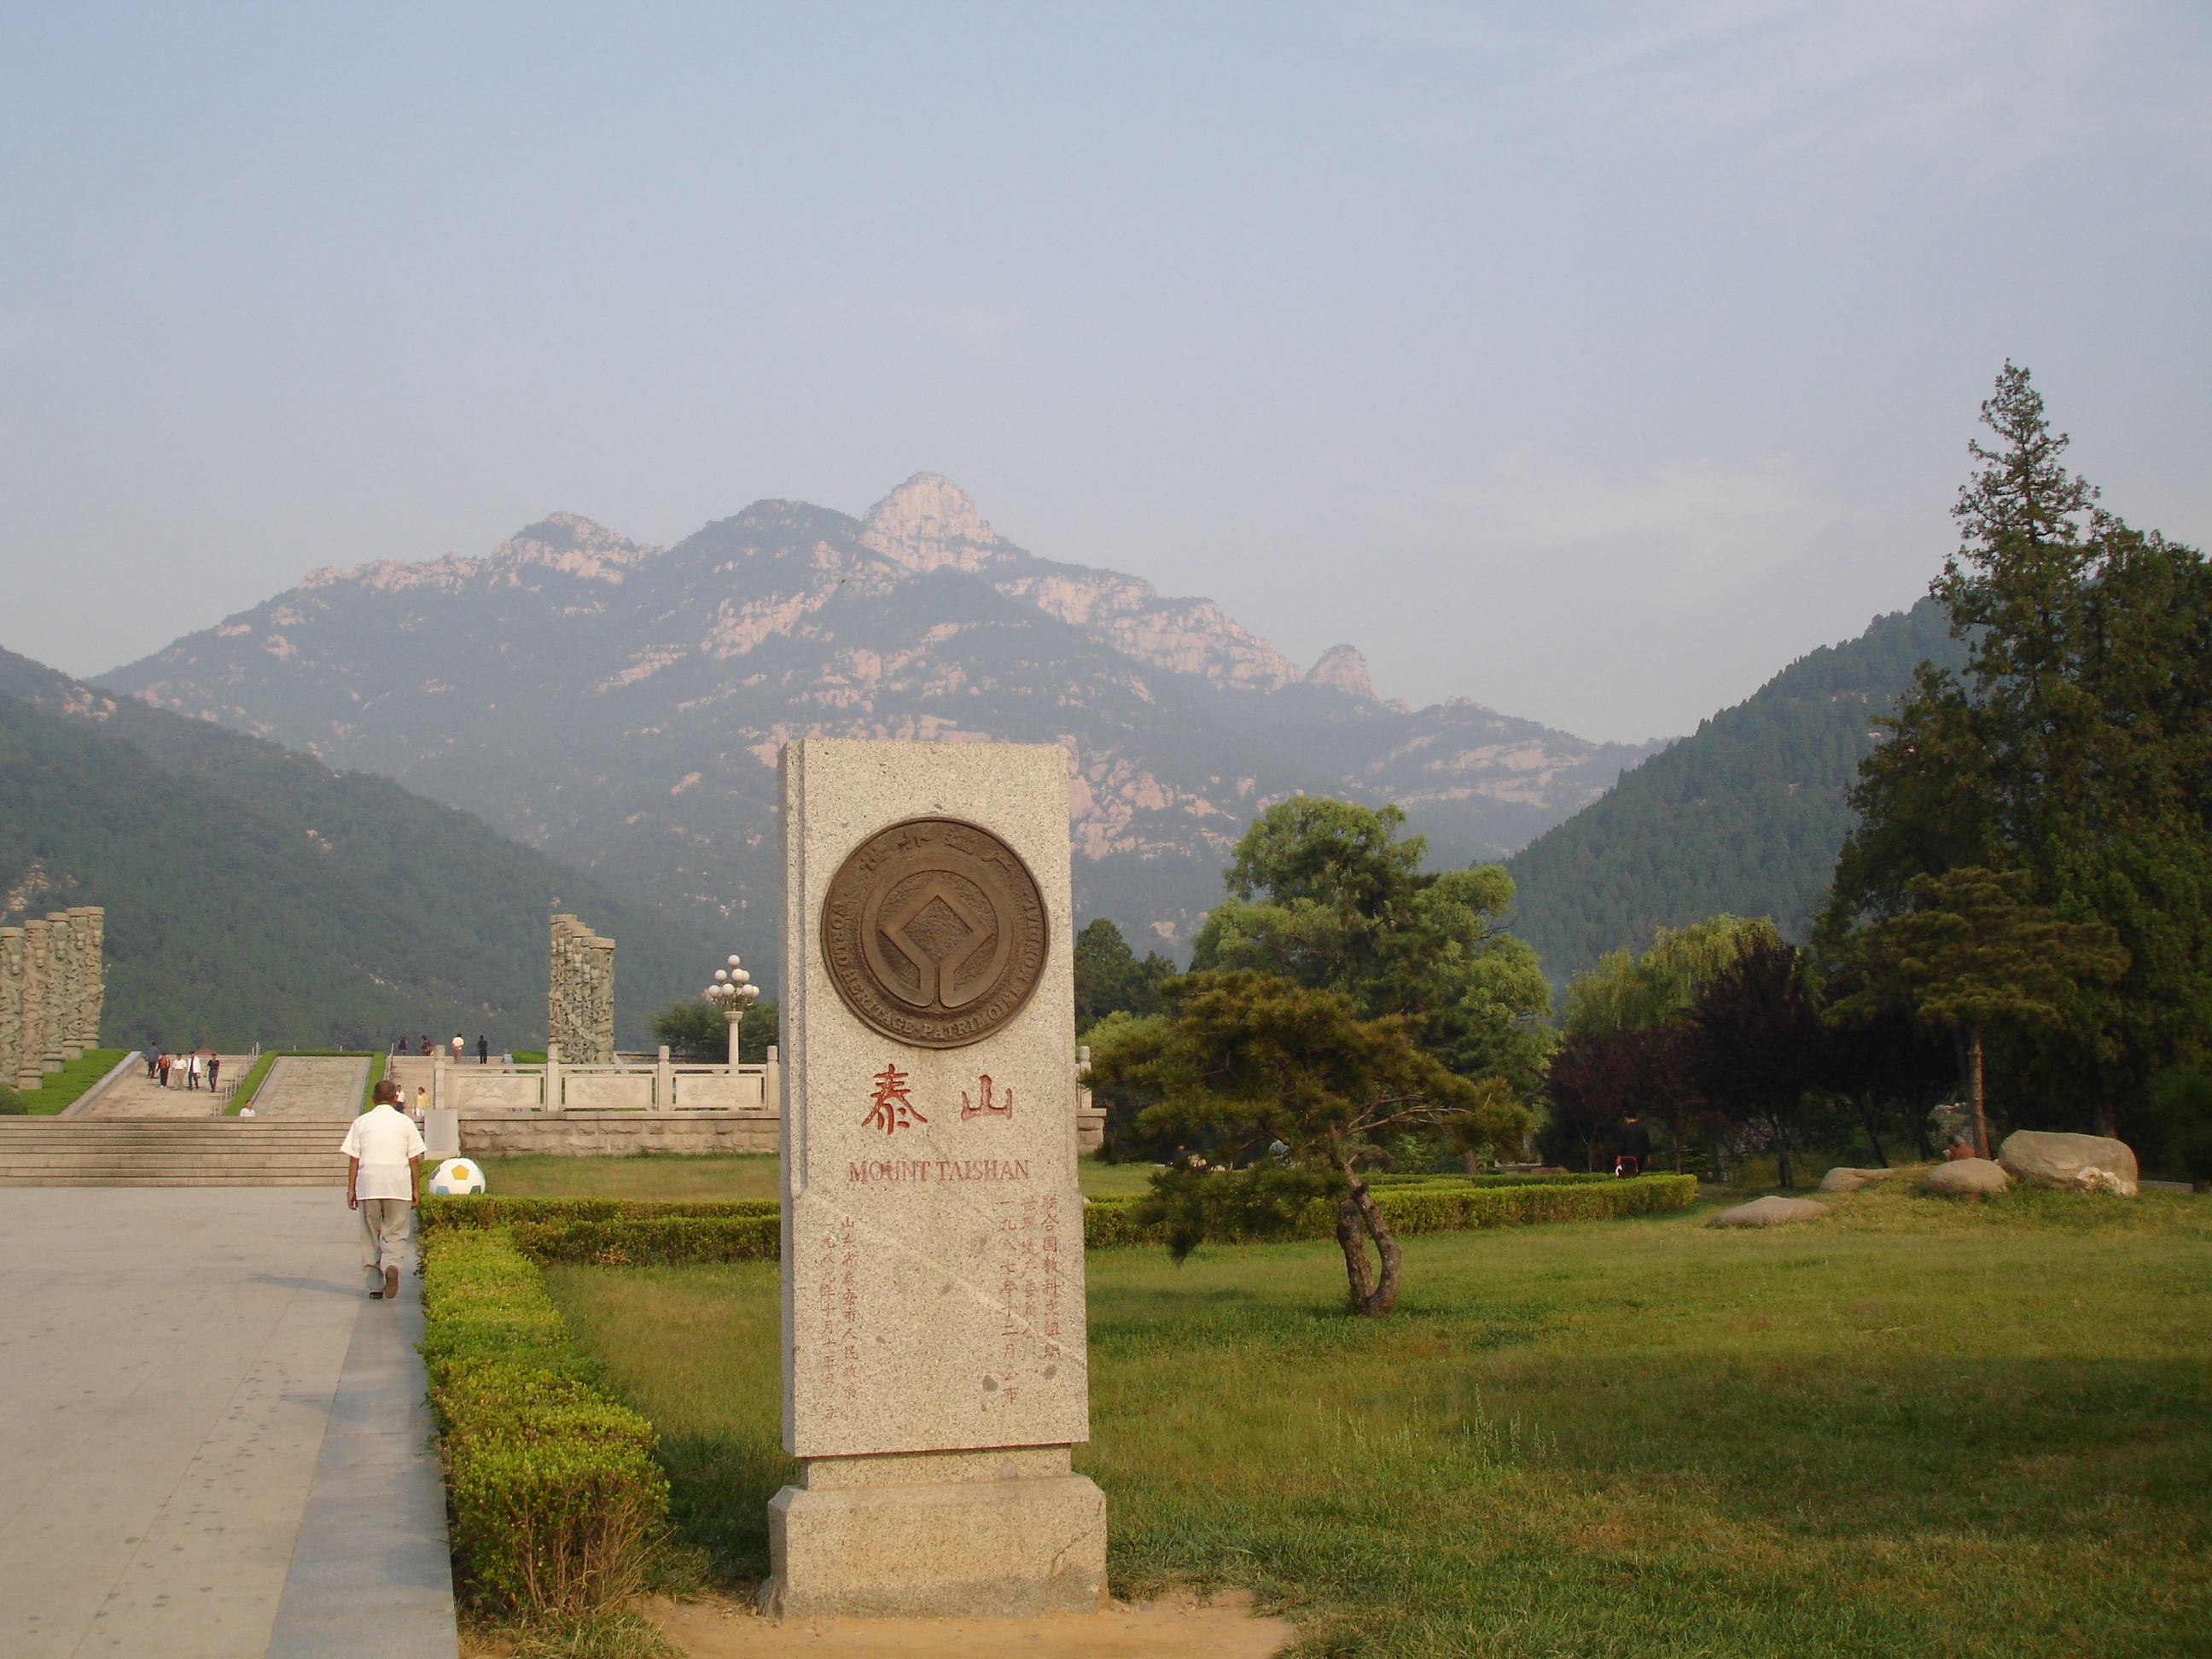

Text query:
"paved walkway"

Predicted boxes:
[[0, 1189, 456, 1657], [82, 1056, 254, 1119], [253, 1058, 370, 1120]]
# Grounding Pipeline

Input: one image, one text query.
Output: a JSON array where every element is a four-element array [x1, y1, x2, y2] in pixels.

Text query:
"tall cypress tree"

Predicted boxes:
[[1826, 364, 2212, 1134]]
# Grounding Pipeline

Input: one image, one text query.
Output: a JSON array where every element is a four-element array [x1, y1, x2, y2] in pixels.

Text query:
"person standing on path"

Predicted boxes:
[[1615, 1112, 1654, 1177], [341, 1079, 426, 1300], [186, 1051, 201, 1091], [476, 1034, 488, 1066], [451, 1033, 465, 1065]]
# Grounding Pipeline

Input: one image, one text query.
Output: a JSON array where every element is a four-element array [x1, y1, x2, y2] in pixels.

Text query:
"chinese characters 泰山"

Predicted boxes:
[[862, 1063, 927, 1135]]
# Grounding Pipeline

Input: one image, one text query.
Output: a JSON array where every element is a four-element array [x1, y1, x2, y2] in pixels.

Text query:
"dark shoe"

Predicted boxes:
[[382, 1267, 401, 1300]]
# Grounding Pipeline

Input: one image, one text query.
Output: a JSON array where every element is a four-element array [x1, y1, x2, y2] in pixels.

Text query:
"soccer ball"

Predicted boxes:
[[429, 1159, 486, 1196]]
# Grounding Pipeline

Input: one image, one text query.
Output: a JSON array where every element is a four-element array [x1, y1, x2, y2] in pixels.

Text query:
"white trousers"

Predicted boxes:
[[358, 1198, 413, 1274]]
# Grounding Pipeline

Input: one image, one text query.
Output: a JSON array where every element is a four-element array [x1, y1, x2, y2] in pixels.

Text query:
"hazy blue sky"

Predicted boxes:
[[3, 3, 2205, 741]]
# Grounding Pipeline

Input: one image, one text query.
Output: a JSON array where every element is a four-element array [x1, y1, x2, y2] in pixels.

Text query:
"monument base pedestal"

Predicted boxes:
[[763, 1447, 1107, 1619]]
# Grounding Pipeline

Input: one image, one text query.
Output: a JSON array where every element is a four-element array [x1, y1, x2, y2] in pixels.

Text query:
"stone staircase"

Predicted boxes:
[[0, 1118, 354, 1186]]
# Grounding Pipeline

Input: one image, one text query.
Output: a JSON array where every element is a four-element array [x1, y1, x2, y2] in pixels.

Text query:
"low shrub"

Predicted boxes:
[[421, 1229, 669, 1621], [1082, 1173, 1697, 1247], [421, 1196, 780, 1236], [514, 1214, 780, 1267], [417, 1178, 1694, 1266]]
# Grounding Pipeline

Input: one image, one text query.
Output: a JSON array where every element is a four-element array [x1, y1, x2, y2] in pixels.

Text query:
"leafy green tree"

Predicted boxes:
[[1552, 915, 1774, 1171], [1090, 970, 1529, 1315], [1679, 938, 1829, 1188], [1833, 870, 2127, 1157], [1190, 798, 1553, 1094], [1543, 1027, 1650, 1171], [2149, 1070, 2212, 1191], [1827, 364, 2212, 1133], [649, 997, 779, 1063], [1563, 914, 1778, 1035], [1072, 917, 1174, 1033]]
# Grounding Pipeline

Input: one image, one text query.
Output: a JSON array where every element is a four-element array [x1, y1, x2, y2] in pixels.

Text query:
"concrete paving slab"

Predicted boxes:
[[0, 1189, 457, 1658]]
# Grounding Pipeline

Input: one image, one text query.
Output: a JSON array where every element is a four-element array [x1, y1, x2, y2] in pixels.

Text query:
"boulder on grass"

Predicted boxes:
[[1922, 1158, 2010, 1196], [1712, 1196, 1831, 1227], [1818, 1167, 1894, 1194], [1998, 1131, 2139, 1196]]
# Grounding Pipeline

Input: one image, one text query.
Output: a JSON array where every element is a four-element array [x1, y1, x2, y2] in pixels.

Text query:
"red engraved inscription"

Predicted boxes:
[[959, 1074, 1014, 1121], [861, 1064, 927, 1135]]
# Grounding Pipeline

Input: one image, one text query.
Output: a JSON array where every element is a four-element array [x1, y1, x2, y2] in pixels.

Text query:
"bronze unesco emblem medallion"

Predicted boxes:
[[821, 817, 1049, 1049]]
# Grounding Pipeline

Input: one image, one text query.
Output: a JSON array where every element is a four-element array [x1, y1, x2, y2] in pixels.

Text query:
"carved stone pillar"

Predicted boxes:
[[44, 912, 79, 1063], [71, 907, 104, 1051], [0, 927, 22, 1090], [21, 919, 54, 1081]]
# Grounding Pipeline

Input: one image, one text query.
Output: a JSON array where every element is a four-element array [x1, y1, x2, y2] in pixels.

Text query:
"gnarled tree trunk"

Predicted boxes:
[[1333, 1176, 1403, 1317]]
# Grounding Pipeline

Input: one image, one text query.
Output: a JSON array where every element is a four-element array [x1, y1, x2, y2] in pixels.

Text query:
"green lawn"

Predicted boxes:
[[479, 1151, 1157, 1202], [545, 1179, 2212, 1658], [7, 1048, 129, 1115]]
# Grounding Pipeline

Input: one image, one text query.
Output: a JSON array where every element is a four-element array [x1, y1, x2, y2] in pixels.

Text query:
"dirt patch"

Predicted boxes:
[[644, 1590, 1298, 1658]]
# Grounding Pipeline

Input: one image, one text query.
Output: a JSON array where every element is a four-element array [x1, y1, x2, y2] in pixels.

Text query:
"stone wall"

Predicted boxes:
[[0, 906, 106, 1091], [547, 913, 616, 1066], [460, 1110, 780, 1157]]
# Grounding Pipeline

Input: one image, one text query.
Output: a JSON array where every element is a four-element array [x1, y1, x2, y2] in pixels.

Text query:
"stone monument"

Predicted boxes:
[[765, 738, 1106, 1619], [0, 906, 106, 1090], [547, 913, 615, 1066]]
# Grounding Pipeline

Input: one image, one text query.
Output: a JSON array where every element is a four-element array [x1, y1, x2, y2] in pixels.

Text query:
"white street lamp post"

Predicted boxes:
[[703, 954, 761, 1067]]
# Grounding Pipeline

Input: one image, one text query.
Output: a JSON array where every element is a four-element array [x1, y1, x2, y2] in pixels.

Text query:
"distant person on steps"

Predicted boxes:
[[451, 1033, 465, 1065], [206, 1054, 220, 1091], [476, 1034, 488, 1066], [343, 1079, 425, 1301], [156, 1052, 172, 1088]]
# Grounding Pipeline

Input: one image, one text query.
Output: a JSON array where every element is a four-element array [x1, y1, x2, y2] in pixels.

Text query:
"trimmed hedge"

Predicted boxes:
[[419, 1229, 669, 1618], [421, 1196, 778, 1235], [419, 1176, 1697, 1266], [513, 1214, 781, 1266], [1086, 1173, 1697, 1247]]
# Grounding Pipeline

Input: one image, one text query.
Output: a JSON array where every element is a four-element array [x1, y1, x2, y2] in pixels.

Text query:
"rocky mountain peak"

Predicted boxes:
[[1307, 643, 1380, 701], [492, 513, 658, 582], [859, 474, 1004, 573]]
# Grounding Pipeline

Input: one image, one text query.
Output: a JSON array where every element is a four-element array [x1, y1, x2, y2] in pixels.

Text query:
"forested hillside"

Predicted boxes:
[[1505, 599, 1968, 985], [0, 647, 719, 1051]]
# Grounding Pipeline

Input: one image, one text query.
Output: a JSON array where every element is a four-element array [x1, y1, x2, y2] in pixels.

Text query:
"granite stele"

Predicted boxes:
[[765, 738, 1107, 1619]]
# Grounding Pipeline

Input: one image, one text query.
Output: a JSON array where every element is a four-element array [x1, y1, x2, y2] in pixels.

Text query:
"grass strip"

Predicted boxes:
[[6, 1049, 130, 1115], [419, 1227, 671, 1627]]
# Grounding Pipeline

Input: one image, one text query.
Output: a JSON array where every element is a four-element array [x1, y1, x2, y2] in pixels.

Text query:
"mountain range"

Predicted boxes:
[[0, 648, 718, 1051], [99, 475, 1663, 977], [1505, 598, 1968, 984]]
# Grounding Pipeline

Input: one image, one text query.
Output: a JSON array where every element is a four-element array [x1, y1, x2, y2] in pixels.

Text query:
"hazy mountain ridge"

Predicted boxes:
[[101, 475, 1662, 969], [1504, 598, 1970, 986]]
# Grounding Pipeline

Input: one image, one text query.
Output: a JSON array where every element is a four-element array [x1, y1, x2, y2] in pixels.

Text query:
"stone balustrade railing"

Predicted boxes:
[[432, 1044, 783, 1116]]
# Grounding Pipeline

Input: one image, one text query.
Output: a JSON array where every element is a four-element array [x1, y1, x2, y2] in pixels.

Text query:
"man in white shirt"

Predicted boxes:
[[341, 1079, 428, 1300]]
